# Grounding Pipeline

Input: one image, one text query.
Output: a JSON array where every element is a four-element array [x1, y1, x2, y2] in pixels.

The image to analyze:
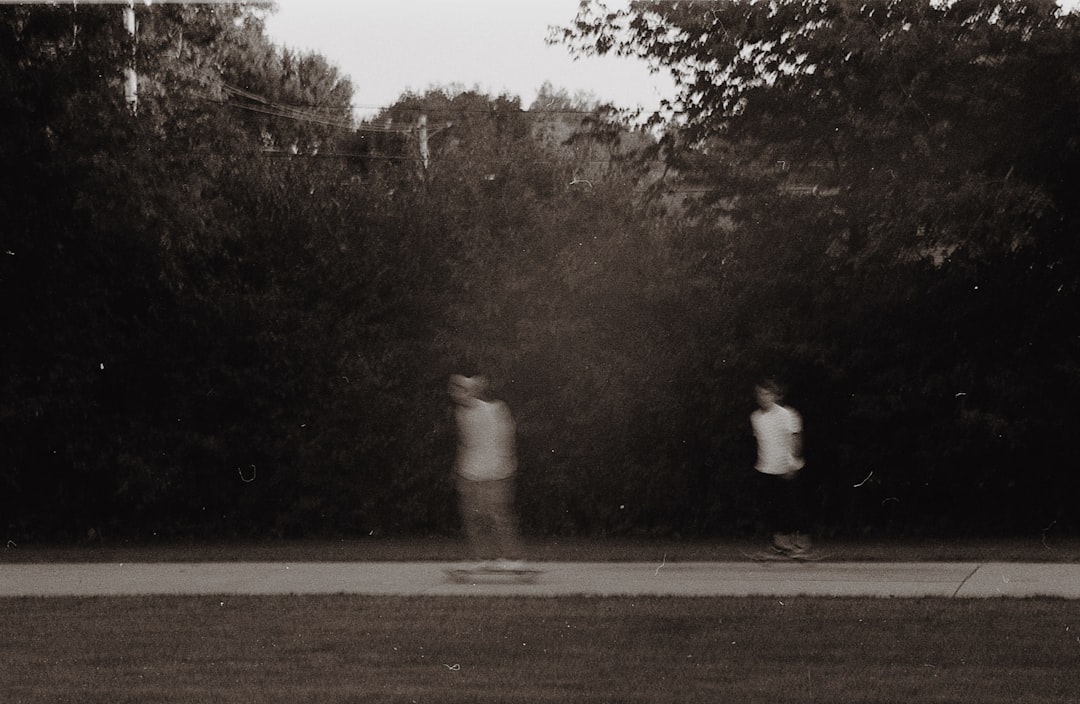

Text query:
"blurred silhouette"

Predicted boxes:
[[751, 379, 812, 557], [449, 374, 525, 569]]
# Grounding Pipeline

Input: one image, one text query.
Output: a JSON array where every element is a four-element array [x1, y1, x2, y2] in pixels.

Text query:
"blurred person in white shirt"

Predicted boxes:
[[449, 374, 525, 569], [751, 378, 811, 556]]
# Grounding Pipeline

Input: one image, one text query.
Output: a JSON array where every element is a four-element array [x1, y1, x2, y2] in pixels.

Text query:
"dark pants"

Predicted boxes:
[[457, 475, 522, 561], [755, 470, 806, 537]]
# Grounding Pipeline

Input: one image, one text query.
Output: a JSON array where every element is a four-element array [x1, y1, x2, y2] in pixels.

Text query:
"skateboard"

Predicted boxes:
[[444, 567, 543, 584], [742, 549, 831, 563]]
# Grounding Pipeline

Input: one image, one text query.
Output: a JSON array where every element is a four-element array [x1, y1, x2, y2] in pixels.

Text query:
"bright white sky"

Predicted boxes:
[[262, 0, 1080, 119], [261, 0, 677, 118]]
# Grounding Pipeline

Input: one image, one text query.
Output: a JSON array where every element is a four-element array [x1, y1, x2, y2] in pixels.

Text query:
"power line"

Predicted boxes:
[[198, 86, 453, 134], [236, 96, 630, 116], [218, 89, 634, 121], [352, 104, 634, 116]]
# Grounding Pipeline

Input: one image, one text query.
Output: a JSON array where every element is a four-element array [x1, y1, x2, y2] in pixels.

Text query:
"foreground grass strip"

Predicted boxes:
[[2, 596, 1078, 703]]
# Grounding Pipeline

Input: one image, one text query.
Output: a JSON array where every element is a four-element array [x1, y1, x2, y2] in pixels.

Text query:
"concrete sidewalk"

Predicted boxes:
[[1, 561, 1078, 598]]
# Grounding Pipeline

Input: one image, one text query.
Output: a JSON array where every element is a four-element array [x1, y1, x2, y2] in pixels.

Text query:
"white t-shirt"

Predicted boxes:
[[454, 399, 517, 482], [751, 404, 804, 475]]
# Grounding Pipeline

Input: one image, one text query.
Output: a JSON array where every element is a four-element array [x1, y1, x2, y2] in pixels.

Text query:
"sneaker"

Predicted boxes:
[[792, 533, 813, 555]]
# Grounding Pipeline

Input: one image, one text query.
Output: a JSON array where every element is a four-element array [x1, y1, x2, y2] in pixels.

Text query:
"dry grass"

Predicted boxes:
[[3, 595, 1078, 703]]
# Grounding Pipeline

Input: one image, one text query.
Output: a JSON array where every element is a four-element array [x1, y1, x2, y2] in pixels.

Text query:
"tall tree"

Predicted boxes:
[[0, 3, 363, 540], [559, 0, 1080, 534]]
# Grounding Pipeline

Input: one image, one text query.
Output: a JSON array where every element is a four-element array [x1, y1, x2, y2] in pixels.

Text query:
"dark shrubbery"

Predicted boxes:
[[3, 2, 1079, 542]]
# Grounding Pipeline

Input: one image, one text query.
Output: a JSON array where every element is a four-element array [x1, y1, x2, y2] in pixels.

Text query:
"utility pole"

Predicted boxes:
[[123, 1, 137, 114], [417, 114, 429, 173]]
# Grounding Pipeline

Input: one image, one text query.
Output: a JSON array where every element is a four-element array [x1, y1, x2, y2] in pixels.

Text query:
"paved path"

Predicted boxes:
[[2, 561, 1078, 598]]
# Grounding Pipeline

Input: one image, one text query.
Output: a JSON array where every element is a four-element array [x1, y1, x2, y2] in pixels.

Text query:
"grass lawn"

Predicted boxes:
[[3, 595, 1078, 703]]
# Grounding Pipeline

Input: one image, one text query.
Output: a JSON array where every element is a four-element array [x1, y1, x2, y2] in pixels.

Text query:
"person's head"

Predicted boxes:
[[448, 374, 488, 405], [755, 379, 782, 410]]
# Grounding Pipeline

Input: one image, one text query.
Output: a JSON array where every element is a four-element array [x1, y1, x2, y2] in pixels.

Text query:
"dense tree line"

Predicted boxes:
[[2, 0, 1078, 543], [561, 0, 1080, 537]]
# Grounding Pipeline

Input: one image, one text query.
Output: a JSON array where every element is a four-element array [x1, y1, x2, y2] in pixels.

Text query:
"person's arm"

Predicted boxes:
[[788, 408, 804, 474], [791, 431, 802, 462]]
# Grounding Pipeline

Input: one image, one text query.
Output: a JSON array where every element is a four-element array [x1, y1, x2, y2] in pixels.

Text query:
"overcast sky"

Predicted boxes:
[[261, 0, 677, 117]]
